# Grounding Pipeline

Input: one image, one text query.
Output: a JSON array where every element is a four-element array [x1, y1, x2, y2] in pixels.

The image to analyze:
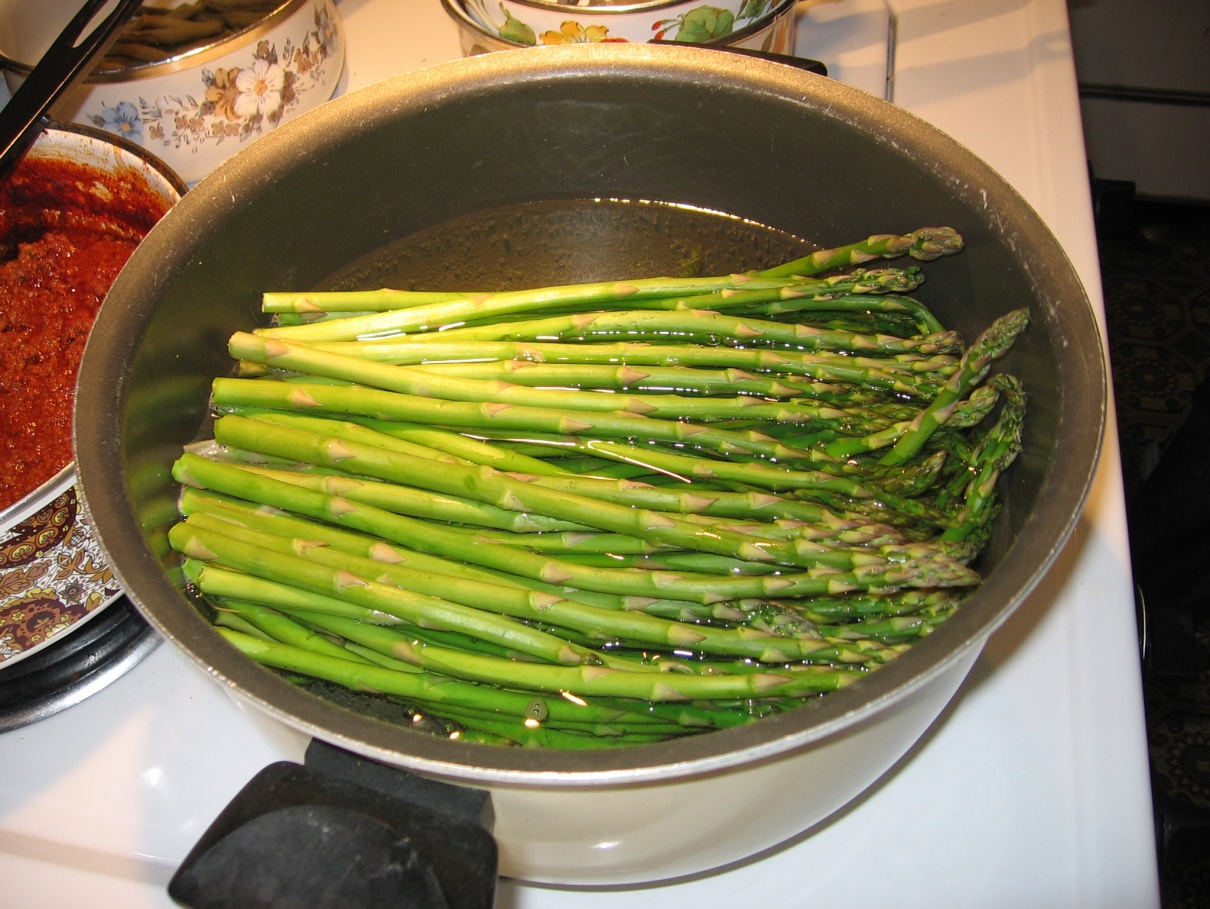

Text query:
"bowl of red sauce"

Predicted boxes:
[[0, 123, 185, 667]]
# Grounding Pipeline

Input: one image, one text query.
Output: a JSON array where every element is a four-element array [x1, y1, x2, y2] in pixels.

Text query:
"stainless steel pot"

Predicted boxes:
[[74, 44, 1106, 886]]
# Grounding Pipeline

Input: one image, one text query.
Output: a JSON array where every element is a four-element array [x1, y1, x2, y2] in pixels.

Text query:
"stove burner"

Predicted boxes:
[[0, 595, 160, 731]]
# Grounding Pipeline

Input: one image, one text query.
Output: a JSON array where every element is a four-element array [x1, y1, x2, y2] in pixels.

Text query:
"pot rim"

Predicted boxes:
[[75, 44, 1105, 788]]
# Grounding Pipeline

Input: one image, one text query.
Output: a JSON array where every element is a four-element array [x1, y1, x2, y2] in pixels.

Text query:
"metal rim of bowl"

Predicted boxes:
[[76, 44, 1106, 787], [0, 0, 311, 84]]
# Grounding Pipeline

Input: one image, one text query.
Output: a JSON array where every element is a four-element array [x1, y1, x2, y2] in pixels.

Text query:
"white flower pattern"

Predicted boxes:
[[87, 1, 340, 164], [234, 59, 286, 120]]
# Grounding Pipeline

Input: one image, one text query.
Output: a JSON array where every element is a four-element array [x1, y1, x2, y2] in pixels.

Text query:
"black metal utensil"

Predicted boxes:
[[0, 0, 144, 176]]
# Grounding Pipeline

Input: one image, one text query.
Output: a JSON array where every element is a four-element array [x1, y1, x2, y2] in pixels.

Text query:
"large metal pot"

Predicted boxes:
[[74, 45, 1106, 887]]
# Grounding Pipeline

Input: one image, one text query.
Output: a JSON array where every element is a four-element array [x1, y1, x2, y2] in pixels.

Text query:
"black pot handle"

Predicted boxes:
[[650, 40, 829, 76], [168, 740, 498, 909]]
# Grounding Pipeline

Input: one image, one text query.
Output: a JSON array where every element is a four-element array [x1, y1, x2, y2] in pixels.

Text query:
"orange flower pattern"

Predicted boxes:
[[464, 1, 777, 46]]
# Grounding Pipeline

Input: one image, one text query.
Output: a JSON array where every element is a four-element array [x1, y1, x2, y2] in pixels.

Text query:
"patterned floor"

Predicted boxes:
[[1096, 194, 1210, 907]]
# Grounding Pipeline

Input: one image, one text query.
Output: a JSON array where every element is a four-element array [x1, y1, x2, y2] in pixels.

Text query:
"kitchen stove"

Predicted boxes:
[[0, 2, 1163, 907]]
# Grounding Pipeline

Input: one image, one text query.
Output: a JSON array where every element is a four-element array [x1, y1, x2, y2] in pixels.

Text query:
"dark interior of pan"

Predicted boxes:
[[74, 45, 1105, 778]]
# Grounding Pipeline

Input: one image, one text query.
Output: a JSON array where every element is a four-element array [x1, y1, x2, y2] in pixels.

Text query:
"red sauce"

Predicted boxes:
[[0, 153, 173, 511]]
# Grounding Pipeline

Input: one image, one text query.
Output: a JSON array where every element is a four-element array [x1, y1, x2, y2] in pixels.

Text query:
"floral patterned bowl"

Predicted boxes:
[[0, 124, 185, 669], [449, 0, 796, 53], [0, 0, 345, 186]]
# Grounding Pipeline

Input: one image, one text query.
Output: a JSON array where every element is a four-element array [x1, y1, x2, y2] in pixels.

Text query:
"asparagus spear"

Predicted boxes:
[[210, 377, 826, 464], [216, 628, 723, 732], [173, 528, 600, 666], [232, 460, 592, 533], [878, 309, 1029, 466], [755, 227, 965, 279], [172, 453, 979, 602], [276, 336, 952, 388], [179, 487, 756, 619], [939, 375, 1027, 542], [387, 360, 954, 402], [180, 517, 857, 662], [209, 412, 974, 576], [237, 613, 864, 701], [259, 268, 923, 315], [228, 331, 901, 426], [385, 308, 964, 356], [257, 274, 815, 342]]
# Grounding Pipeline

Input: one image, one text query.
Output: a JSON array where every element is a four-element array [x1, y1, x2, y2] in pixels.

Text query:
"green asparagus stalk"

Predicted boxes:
[[270, 338, 954, 398], [173, 453, 978, 602], [395, 308, 964, 357], [939, 375, 1027, 542], [212, 598, 407, 667], [217, 627, 728, 731], [229, 457, 592, 534], [224, 414, 888, 528], [247, 612, 864, 700], [230, 331, 903, 427], [263, 288, 474, 313], [179, 487, 679, 610], [210, 378, 826, 464], [257, 274, 817, 342], [173, 531, 599, 666], [755, 227, 965, 279], [260, 267, 922, 315], [878, 309, 1029, 466], [210, 412, 968, 575], [181, 515, 856, 662], [337, 418, 574, 476], [389, 360, 953, 404]]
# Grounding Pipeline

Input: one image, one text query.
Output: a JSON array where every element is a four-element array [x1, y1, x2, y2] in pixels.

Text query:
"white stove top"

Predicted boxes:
[[0, 2, 1162, 907]]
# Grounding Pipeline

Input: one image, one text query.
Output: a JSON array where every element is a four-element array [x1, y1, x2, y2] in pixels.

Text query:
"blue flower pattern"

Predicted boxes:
[[97, 100, 143, 144]]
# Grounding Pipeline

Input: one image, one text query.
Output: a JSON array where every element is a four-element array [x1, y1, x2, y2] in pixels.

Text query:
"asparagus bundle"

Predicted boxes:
[[169, 227, 1030, 749]]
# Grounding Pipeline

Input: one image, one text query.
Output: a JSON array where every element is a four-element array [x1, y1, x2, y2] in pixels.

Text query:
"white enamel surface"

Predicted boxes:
[[0, 0, 345, 185], [0, 1, 1161, 906]]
